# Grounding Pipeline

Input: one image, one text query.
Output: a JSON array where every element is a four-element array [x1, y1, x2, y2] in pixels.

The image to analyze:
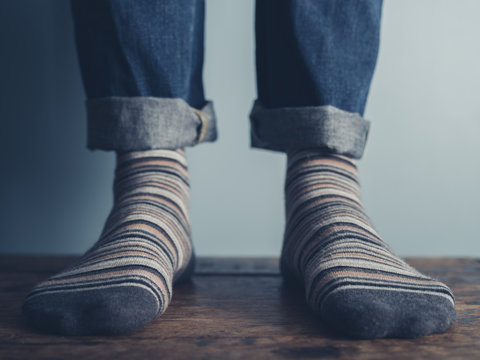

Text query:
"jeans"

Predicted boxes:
[[71, 0, 382, 159]]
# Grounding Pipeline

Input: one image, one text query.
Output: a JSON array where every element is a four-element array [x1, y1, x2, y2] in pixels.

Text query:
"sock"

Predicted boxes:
[[22, 149, 194, 335], [281, 149, 456, 339]]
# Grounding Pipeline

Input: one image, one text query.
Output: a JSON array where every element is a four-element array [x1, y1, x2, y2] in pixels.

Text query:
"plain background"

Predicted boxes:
[[0, 0, 479, 257]]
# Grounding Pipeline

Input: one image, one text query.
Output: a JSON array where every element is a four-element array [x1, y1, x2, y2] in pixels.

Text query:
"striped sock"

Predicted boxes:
[[22, 149, 194, 335], [281, 149, 456, 339]]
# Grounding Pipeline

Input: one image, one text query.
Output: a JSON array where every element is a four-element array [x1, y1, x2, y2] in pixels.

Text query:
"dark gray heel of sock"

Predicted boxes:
[[174, 253, 196, 285], [279, 256, 306, 292]]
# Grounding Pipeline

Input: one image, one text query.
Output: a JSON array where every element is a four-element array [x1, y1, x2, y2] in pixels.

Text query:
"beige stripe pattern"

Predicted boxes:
[[281, 149, 456, 338], [22, 149, 193, 335]]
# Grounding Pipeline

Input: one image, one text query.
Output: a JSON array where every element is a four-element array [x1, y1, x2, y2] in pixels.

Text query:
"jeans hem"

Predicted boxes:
[[249, 100, 370, 159], [86, 96, 218, 151]]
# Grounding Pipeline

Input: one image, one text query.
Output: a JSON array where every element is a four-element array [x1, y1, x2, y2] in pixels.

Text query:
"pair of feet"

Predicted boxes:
[[22, 149, 456, 338]]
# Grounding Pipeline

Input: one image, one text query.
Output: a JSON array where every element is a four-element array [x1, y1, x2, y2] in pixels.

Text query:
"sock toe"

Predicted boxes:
[[320, 289, 456, 339], [23, 286, 161, 335]]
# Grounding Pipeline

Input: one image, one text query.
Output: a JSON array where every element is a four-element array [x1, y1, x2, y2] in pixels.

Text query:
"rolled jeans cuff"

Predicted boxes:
[[249, 100, 370, 159], [86, 97, 218, 151]]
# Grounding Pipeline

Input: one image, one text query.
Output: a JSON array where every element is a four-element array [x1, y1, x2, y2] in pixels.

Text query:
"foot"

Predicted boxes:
[[22, 149, 194, 335], [281, 149, 456, 339]]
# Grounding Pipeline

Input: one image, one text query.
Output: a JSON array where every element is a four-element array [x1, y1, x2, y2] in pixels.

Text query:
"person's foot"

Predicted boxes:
[[22, 149, 194, 335], [281, 149, 456, 339]]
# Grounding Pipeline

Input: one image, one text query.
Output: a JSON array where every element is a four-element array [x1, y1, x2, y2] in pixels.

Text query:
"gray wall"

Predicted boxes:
[[1, 0, 479, 257]]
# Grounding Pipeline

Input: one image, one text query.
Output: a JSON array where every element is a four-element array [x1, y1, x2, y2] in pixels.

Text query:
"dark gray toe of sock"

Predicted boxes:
[[320, 289, 456, 339], [22, 286, 160, 335]]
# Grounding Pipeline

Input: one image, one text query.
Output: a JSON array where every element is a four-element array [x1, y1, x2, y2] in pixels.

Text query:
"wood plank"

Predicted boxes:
[[0, 256, 479, 359]]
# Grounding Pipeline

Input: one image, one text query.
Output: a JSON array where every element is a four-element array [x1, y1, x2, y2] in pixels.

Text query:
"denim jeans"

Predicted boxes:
[[71, 0, 382, 159]]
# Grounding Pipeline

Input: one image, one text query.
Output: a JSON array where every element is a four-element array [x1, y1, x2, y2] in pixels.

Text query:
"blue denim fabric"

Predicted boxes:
[[255, 0, 382, 115], [71, 0, 217, 151], [71, 0, 382, 158], [252, 0, 382, 158], [71, 0, 206, 108]]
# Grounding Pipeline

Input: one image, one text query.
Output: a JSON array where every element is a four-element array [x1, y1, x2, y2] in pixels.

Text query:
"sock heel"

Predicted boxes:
[[174, 253, 196, 285], [280, 257, 305, 290]]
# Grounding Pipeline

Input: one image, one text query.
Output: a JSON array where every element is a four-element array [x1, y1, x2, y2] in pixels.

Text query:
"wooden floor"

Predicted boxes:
[[1, 256, 479, 359]]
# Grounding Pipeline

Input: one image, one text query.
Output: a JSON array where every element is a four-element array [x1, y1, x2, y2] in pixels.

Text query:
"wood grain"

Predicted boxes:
[[0, 255, 479, 359]]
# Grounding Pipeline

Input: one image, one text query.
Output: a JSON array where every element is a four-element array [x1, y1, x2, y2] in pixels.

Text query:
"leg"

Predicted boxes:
[[72, 0, 217, 151], [22, 0, 217, 335], [252, 0, 456, 339]]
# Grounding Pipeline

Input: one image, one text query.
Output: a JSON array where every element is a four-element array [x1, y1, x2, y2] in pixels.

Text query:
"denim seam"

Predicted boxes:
[[192, 108, 209, 144]]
